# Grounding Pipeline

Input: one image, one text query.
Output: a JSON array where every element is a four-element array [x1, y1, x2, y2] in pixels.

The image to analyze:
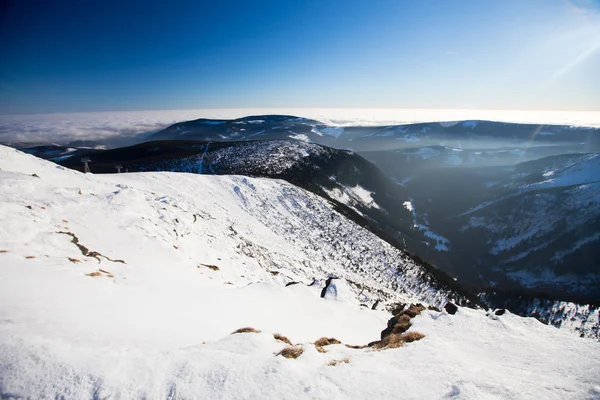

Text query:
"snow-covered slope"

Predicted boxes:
[[1, 146, 599, 399]]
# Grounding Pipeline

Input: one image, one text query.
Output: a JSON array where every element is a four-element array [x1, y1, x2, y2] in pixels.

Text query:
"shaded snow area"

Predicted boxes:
[[478, 183, 600, 257], [312, 126, 345, 138], [1, 146, 599, 399], [288, 133, 311, 142], [530, 154, 600, 190], [403, 199, 450, 252]]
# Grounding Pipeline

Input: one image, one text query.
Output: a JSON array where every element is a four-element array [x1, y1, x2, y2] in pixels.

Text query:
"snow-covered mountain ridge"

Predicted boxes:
[[2, 145, 600, 399]]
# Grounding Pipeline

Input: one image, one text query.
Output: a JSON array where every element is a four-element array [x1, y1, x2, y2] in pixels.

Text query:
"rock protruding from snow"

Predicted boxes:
[[444, 302, 458, 315], [320, 278, 358, 305]]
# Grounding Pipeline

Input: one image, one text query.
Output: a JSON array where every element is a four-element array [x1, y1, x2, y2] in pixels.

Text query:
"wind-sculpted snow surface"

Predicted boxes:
[[1, 146, 600, 399]]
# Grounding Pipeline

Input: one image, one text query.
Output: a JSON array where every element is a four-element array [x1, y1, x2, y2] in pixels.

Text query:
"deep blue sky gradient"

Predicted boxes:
[[1, 0, 599, 113]]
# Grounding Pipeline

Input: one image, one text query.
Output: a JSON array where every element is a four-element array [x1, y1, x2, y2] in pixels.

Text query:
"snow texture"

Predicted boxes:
[[1, 146, 599, 399]]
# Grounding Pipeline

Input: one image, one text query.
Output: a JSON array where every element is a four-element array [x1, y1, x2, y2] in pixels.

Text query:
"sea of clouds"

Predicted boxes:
[[1, 108, 599, 145]]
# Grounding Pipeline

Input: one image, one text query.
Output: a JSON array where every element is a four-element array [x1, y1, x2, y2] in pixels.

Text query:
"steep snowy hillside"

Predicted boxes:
[[1, 145, 599, 399], [57, 140, 451, 265], [45, 140, 600, 337]]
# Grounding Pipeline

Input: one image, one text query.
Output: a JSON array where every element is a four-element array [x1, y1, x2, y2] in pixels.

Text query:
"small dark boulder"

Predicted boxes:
[[371, 299, 380, 310], [428, 305, 441, 312], [444, 302, 458, 315], [494, 309, 506, 316]]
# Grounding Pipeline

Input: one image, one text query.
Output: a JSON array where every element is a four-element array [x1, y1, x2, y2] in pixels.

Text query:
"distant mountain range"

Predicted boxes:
[[147, 114, 600, 152]]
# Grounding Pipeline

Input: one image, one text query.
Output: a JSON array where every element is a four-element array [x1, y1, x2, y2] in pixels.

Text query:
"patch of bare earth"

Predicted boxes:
[[328, 357, 350, 366], [231, 327, 261, 334], [314, 337, 341, 353], [274, 333, 293, 346], [277, 346, 303, 359], [369, 303, 427, 350]]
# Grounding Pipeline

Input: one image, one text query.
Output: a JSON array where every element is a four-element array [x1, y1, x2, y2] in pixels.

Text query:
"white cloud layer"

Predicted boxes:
[[1, 108, 599, 145]]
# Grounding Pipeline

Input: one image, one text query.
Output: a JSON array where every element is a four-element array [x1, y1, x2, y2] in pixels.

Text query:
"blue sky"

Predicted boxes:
[[1, 0, 599, 114]]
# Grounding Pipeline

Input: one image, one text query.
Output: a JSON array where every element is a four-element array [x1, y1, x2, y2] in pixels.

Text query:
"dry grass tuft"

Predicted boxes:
[[315, 345, 326, 353], [85, 269, 115, 278], [68, 257, 81, 263], [277, 346, 303, 359], [0, 250, 8, 253], [372, 331, 426, 350], [231, 327, 261, 334], [402, 303, 426, 318], [372, 333, 405, 349], [273, 333, 292, 346], [314, 337, 341, 347], [25, 255, 36, 259], [345, 344, 367, 349], [99, 269, 114, 278], [328, 357, 350, 366], [401, 331, 425, 343], [392, 314, 412, 333]]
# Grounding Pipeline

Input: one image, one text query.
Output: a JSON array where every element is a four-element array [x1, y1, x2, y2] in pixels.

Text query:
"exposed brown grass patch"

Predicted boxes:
[[231, 327, 261, 334], [314, 337, 341, 347], [0, 250, 8, 253], [402, 303, 426, 318], [313, 337, 341, 353], [25, 255, 35, 259], [401, 331, 425, 343], [68, 257, 81, 263], [198, 263, 219, 271], [57, 231, 125, 264], [345, 344, 367, 349], [99, 269, 114, 278], [277, 346, 303, 359], [381, 314, 412, 338], [85, 269, 114, 278], [273, 333, 292, 346], [31, 173, 40, 178], [372, 331, 426, 350], [371, 333, 405, 349], [328, 357, 350, 366]]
